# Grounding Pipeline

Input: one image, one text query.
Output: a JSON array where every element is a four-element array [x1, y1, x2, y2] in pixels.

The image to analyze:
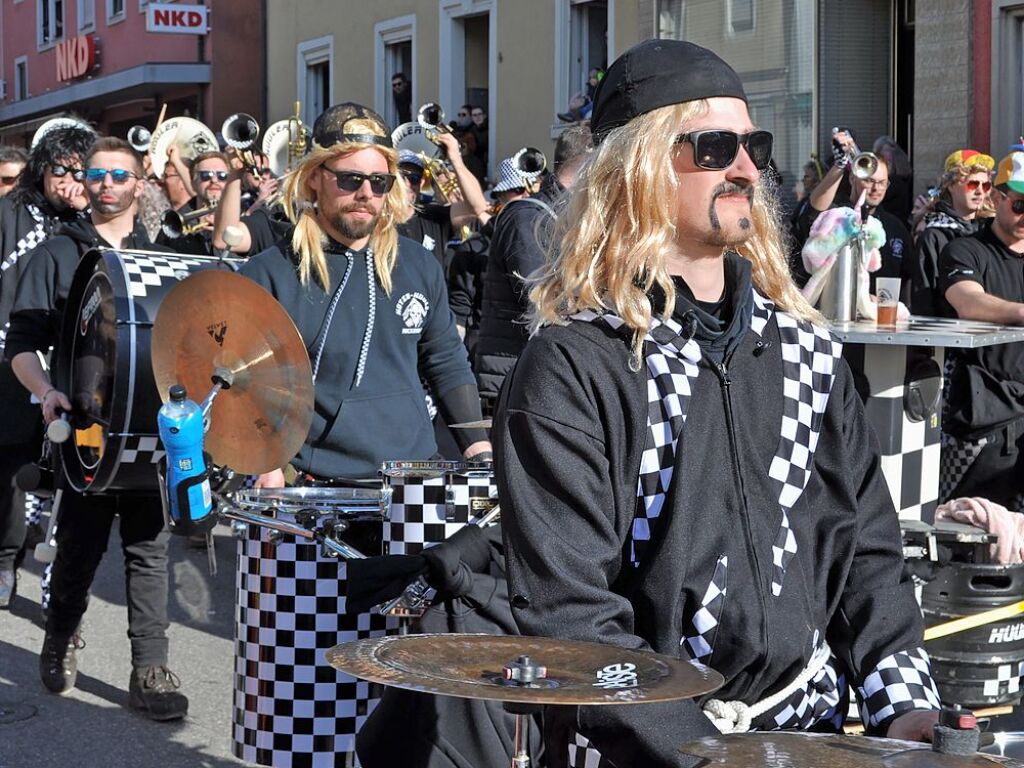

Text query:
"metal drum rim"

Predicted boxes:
[[380, 459, 492, 478]]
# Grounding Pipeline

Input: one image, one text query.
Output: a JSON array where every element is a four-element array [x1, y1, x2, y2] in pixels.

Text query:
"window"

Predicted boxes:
[[727, 0, 755, 35], [107, 0, 124, 23], [992, 2, 1024, 156], [375, 15, 416, 129], [38, 0, 65, 48], [297, 37, 333, 128], [657, 0, 685, 39], [78, 0, 94, 31], [15, 57, 28, 101], [570, 1, 608, 97]]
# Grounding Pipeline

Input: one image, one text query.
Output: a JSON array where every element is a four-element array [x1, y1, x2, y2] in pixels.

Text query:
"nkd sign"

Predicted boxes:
[[56, 35, 98, 82], [146, 3, 210, 35]]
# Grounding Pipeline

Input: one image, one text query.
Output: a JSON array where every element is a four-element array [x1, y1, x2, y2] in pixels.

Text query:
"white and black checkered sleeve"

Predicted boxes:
[[855, 647, 941, 730]]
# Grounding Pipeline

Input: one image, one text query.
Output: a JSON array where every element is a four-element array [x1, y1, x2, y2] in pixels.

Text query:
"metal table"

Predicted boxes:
[[829, 317, 1024, 524]]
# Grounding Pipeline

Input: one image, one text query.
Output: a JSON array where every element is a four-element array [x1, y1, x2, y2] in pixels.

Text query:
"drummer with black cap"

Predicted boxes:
[[240, 102, 490, 489], [494, 40, 942, 767]]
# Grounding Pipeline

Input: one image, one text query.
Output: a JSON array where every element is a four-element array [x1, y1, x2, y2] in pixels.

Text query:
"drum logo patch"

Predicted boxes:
[[396, 292, 429, 335], [80, 288, 102, 335]]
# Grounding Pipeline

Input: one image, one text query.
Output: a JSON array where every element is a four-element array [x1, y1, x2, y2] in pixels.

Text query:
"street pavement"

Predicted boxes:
[[0, 524, 247, 768]]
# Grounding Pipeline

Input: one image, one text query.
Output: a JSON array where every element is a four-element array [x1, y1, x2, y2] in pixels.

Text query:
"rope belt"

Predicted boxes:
[[701, 642, 833, 734]]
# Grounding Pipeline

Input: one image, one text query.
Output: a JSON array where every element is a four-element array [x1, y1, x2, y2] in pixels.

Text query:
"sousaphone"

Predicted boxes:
[[149, 116, 219, 178]]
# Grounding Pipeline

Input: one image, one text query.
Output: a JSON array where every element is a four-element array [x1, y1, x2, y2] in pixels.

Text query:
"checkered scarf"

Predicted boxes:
[[1, 203, 48, 351]]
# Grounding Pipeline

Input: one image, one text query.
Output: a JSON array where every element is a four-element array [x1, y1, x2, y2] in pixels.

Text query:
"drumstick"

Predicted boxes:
[[843, 705, 1014, 735], [924, 600, 1024, 642], [154, 103, 168, 134]]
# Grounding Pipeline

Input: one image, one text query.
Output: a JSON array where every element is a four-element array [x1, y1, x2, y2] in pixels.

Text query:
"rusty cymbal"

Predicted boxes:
[[325, 633, 723, 705], [678, 733, 1023, 768], [151, 270, 313, 475], [450, 419, 492, 429]]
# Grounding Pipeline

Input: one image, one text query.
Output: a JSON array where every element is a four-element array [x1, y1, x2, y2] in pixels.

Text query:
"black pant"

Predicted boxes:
[[46, 489, 171, 667], [0, 441, 39, 571], [948, 418, 1024, 510]]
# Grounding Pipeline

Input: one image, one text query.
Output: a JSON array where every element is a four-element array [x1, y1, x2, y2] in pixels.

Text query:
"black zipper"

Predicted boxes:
[[711, 355, 770, 661]]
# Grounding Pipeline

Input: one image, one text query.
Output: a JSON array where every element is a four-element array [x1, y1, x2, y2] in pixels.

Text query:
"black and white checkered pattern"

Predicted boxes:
[[856, 647, 942, 728], [764, 306, 843, 596], [233, 523, 398, 767], [568, 732, 615, 768], [384, 469, 498, 556], [118, 435, 165, 464], [0, 205, 46, 275], [938, 432, 989, 503], [681, 554, 727, 663], [572, 309, 701, 568], [763, 657, 847, 731], [983, 660, 1024, 699], [119, 251, 206, 299]]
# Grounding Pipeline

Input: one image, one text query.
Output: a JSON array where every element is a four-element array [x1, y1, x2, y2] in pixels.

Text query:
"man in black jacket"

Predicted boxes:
[[241, 102, 490, 487], [0, 122, 95, 608], [474, 125, 591, 404], [156, 150, 230, 255], [6, 137, 188, 721], [495, 40, 940, 768]]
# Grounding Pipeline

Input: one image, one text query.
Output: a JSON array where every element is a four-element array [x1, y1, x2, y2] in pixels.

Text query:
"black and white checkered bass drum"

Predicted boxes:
[[54, 248, 239, 493], [380, 460, 499, 556]]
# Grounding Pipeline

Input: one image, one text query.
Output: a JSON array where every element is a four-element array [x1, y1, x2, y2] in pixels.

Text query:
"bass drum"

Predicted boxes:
[[55, 248, 237, 494]]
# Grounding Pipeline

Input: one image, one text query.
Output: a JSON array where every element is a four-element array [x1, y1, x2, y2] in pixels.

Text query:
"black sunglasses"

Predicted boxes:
[[674, 129, 774, 171], [1009, 196, 1024, 215], [323, 168, 396, 196], [0, 175, 19, 185], [197, 170, 228, 182], [50, 164, 86, 182]]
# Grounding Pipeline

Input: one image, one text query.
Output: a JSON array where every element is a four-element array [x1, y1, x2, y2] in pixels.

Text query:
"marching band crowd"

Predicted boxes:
[[0, 36, 1023, 768]]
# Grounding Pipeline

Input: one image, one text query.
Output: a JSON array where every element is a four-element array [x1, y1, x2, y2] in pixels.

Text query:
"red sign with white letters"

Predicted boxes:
[[55, 35, 98, 82], [146, 3, 210, 35]]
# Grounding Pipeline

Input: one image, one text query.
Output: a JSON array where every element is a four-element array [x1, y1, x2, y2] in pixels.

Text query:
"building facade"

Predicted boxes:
[[264, 0, 640, 181], [0, 0, 263, 147]]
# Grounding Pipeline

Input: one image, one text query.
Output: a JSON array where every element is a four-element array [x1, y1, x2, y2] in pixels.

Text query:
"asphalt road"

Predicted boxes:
[[0, 524, 248, 768]]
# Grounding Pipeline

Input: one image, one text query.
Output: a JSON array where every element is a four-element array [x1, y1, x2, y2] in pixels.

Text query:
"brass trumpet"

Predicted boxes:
[[851, 151, 880, 181], [161, 204, 217, 239], [413, 103, 462, 203]]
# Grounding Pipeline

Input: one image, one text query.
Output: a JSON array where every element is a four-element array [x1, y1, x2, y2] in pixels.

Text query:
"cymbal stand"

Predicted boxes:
[[502, 655, 546, 768]]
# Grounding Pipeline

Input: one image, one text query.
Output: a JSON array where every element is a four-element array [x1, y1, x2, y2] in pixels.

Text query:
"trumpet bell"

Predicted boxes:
[[851, 152, 879, 181], [31, 117, 96, 149], [513, 146, 547, 179], [222, 113, 260, 151], [149, 117, 219, 178], [127, 125, 152, 153], [417, 103, 446, 131]]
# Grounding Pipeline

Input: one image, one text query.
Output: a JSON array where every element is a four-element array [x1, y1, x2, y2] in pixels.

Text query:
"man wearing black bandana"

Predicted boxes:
[[494, 40, 941, 768], [240, 103, 490, 486]]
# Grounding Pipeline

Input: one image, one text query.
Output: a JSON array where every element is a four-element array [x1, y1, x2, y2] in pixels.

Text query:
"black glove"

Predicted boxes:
[[345, 554, 428, 614], [421, 524, 494, 600]]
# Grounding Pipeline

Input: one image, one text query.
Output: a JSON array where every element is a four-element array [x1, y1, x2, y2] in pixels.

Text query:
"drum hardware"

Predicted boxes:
[[328, 633, 724, 768], [677, 730, 1022, 767]]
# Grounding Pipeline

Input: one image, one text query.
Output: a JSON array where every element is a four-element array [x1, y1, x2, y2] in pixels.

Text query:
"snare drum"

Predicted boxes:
[[380, 460, 498, 556], [231, 488, 397, 767], [55, 248, 236, 493]]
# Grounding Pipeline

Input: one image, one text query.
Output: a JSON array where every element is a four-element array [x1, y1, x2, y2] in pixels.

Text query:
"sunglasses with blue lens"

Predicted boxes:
[[85, 168, 139, 184]]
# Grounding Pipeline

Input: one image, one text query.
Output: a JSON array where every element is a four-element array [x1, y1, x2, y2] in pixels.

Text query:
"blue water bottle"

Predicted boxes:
[[157, 384, 212, 528]]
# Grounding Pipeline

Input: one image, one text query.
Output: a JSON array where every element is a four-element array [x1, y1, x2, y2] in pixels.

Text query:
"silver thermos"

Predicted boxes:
[[817, 232, 864, 323]]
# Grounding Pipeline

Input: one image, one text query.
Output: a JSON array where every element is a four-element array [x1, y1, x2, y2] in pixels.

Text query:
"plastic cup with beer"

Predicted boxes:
[[875, 277, 901, 329]]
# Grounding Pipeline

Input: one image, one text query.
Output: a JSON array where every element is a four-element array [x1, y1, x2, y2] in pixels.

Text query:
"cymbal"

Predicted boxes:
[[678, 733, 1021, 768], [450, 419, 492, 429], [326, 633, 723, 706], [151, 270, 313, 475]]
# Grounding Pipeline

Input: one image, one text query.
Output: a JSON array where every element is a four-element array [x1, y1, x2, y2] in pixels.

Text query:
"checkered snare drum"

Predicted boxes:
[[54, 248, 237, 493], [380, 460, 499, 556], [231, 490, 398, 768]]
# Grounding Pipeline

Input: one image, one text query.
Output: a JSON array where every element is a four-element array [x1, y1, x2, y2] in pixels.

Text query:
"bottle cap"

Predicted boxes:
[[169, 384, 187, 402]]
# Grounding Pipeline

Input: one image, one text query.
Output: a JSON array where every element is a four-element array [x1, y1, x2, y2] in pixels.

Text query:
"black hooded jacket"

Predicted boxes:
[[0, 192, 87, 444], [496, 254, 934, 767], [910, 201, 987, 316]]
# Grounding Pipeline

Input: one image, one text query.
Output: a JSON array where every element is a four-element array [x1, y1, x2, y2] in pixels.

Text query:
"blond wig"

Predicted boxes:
[[280, 120, 414, 293], [530, 101, 819, 362]]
